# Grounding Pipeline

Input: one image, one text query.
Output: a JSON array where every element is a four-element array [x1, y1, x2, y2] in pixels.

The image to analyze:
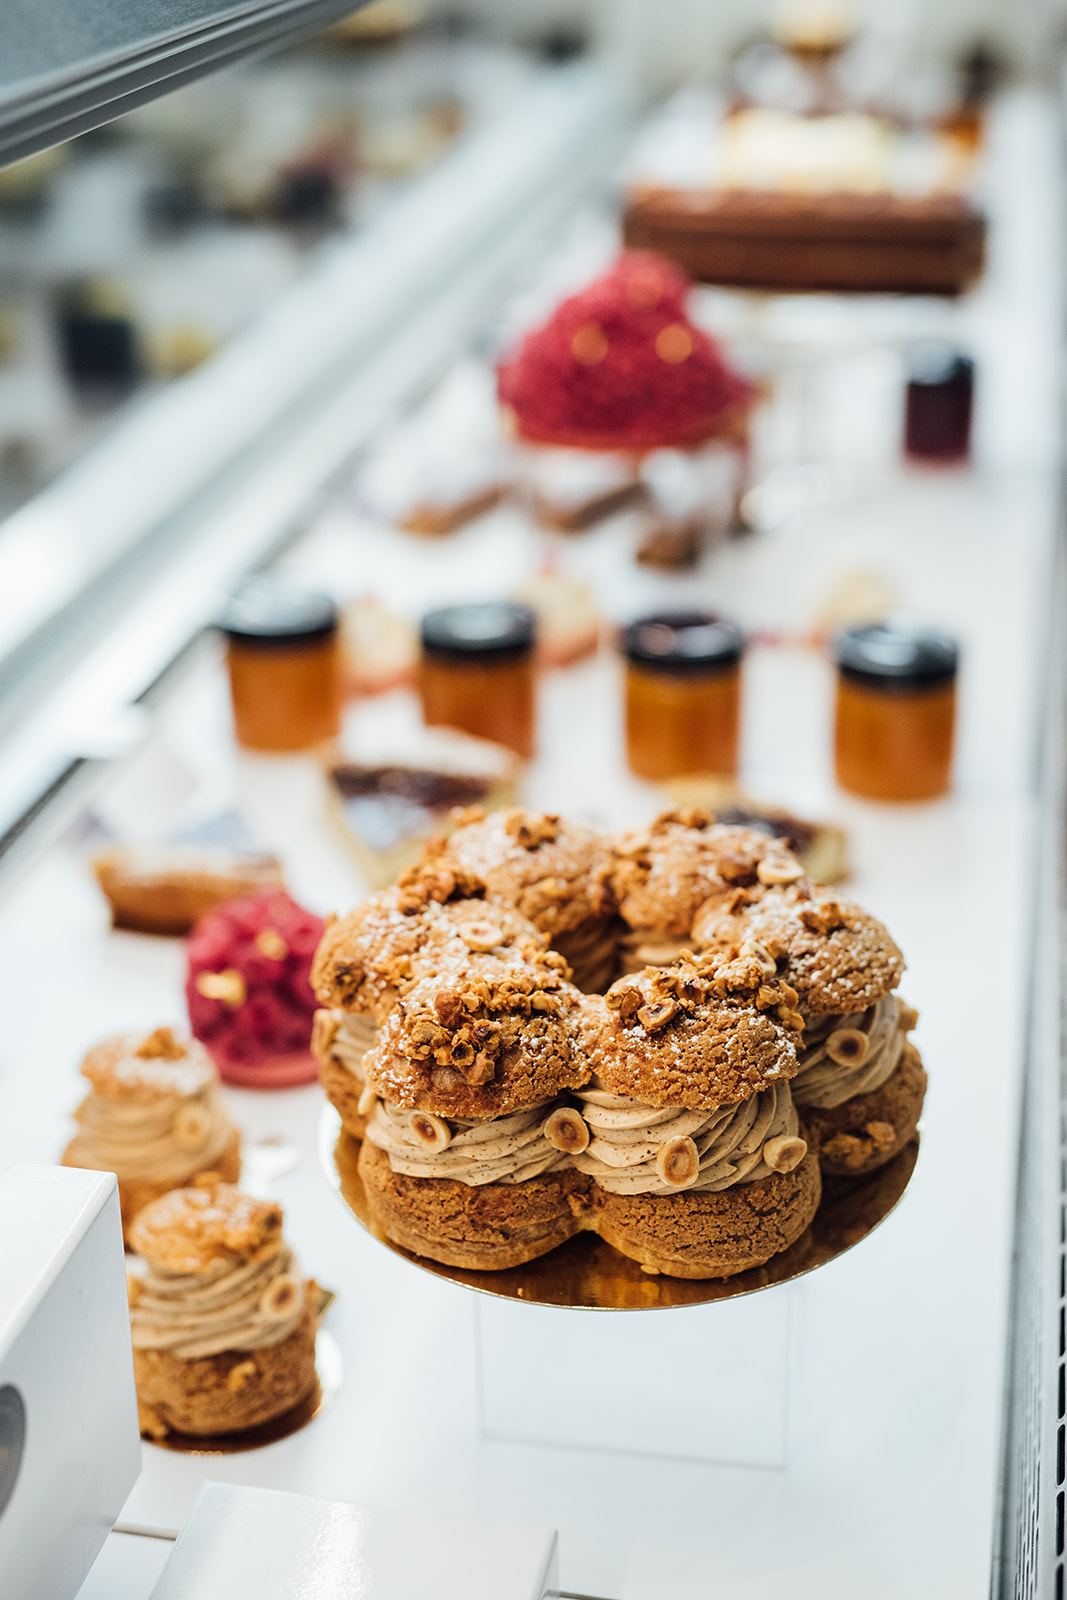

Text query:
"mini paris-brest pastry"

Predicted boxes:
[[62, 1027, 240, 1235], [356, 961, 592, 1271], [692, 880, 924, 1176], [186, 890, 326, 1088], [128, 1183, 318, 1440], [311, 851, 551, 1138], [576, 949, 820, 1278], [611, 810, 802, 975], [439, 807, 618, 992]]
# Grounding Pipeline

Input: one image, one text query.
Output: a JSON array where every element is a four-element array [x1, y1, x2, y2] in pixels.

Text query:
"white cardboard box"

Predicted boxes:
[[148, 1482, 559, 1600]]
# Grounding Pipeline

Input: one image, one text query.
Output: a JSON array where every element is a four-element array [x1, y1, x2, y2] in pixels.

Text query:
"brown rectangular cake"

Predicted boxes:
[[623, 187, 986, 297]]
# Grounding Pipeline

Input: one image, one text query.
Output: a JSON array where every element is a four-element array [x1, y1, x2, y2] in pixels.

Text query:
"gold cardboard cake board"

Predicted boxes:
[[148, 1327, 343, 1454], [319, 1104, 919, 1311]]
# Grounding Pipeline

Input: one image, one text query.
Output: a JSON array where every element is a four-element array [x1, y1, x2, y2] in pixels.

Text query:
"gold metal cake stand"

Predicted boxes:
[[319, 1105, 919, 1311]]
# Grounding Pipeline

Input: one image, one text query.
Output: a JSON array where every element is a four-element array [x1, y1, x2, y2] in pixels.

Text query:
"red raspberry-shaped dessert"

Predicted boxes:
[[186, 890, 325, 1087], [497, 251, 753, 453]]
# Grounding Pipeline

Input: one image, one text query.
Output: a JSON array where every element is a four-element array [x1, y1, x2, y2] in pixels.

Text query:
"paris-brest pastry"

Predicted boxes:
[[315, 806, 925, 1279], [311, 847, 553, 1138], [438, 806, 618, 991], [355, 956, 592, 1271], [575, 948, 819, 1277], [610, 809, 806, 975], [128, 1182, 318, 1439], [692, 874, 923, 1176], [62, 1026, 240, 1236]]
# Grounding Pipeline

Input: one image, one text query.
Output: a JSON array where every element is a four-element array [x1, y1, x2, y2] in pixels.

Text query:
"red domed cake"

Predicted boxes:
[[497, 251, 752, 454], [186, 890, 325, 1087]]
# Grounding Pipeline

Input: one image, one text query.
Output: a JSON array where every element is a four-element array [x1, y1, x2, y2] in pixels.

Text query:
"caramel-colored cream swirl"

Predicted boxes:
[[129, 1242, 305, 1360], [793, 994, 911, 1110], [68, 1084, 232, 1184], [365, 1098, 567, 1186], [570, 1077, 805, 1194]]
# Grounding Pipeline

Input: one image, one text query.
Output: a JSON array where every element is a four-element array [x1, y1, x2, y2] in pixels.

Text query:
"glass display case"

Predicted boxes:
[[0, 13, 1061, 1600]]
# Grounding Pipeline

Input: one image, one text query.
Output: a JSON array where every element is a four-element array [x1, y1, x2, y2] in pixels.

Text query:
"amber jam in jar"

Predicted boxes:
[[834, 624, 959, 801], [220, 579, 342, 753], [419, 603, 536, 759], [904, 343, 974, 463], [623, 611, 745, 781]]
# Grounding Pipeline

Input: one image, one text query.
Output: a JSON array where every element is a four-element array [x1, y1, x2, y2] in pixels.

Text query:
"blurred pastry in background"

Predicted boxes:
[[144, 323, 218, 379], [340, 596, 418, 695], [186, 890, 325, 1087], [635, 445, 739, 570], [810, 566, 896, 644], [511, 570, 601, 667], [326, 725, 519, 888], [635, 520, 703, 571], [129, 1183, 318, 1440], [327, 0, 424, 45], [498, 252, 753, 455], [357, 364, 515, 534], [94, 843, 285, 936], [524, 447, 642, 532], [63, 1027, 240, 1235]]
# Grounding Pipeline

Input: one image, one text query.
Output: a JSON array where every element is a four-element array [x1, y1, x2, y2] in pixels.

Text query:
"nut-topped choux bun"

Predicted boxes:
[[611, 809, 805, 975], [438, 806, 618, 992], [128, 1181, 318, 1440], [62, 1027, 240, 1237], [571, 950, 820, 1278], [311, 852, 551, 1138], [357, 958, 592, 1270], [692, 883, 922, 1176], [363, 953, 587, 1120]]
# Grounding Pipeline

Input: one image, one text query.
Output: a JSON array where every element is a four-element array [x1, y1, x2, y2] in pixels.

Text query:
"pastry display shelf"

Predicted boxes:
[[0, 88, 1058, 1600]]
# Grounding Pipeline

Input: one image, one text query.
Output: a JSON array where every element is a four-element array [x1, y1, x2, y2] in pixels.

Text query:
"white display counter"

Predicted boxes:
[[0, 88, 1058, 1600]]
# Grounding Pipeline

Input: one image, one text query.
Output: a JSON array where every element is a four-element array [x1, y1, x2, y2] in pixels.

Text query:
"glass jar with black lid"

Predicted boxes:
[[419, 602, 537, 759], [622, 610, 745, 781], [834, 622, 958, 801], [219, 578, 342, 752], [904, 342, 974, 463]]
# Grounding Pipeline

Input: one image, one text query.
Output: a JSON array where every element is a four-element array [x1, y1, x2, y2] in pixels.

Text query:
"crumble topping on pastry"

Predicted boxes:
[[611, 810, 801, 941], [81, 1029, 217, 1099], [67, 1030, 235, 1185], [440, 806, 616, 942], [363, 960, 588, 1119], [585, 948, 802, 1109], [692, 880, 905, 1015], [311, 879, 549, 1017], [129, 1183, 283, 1276]]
